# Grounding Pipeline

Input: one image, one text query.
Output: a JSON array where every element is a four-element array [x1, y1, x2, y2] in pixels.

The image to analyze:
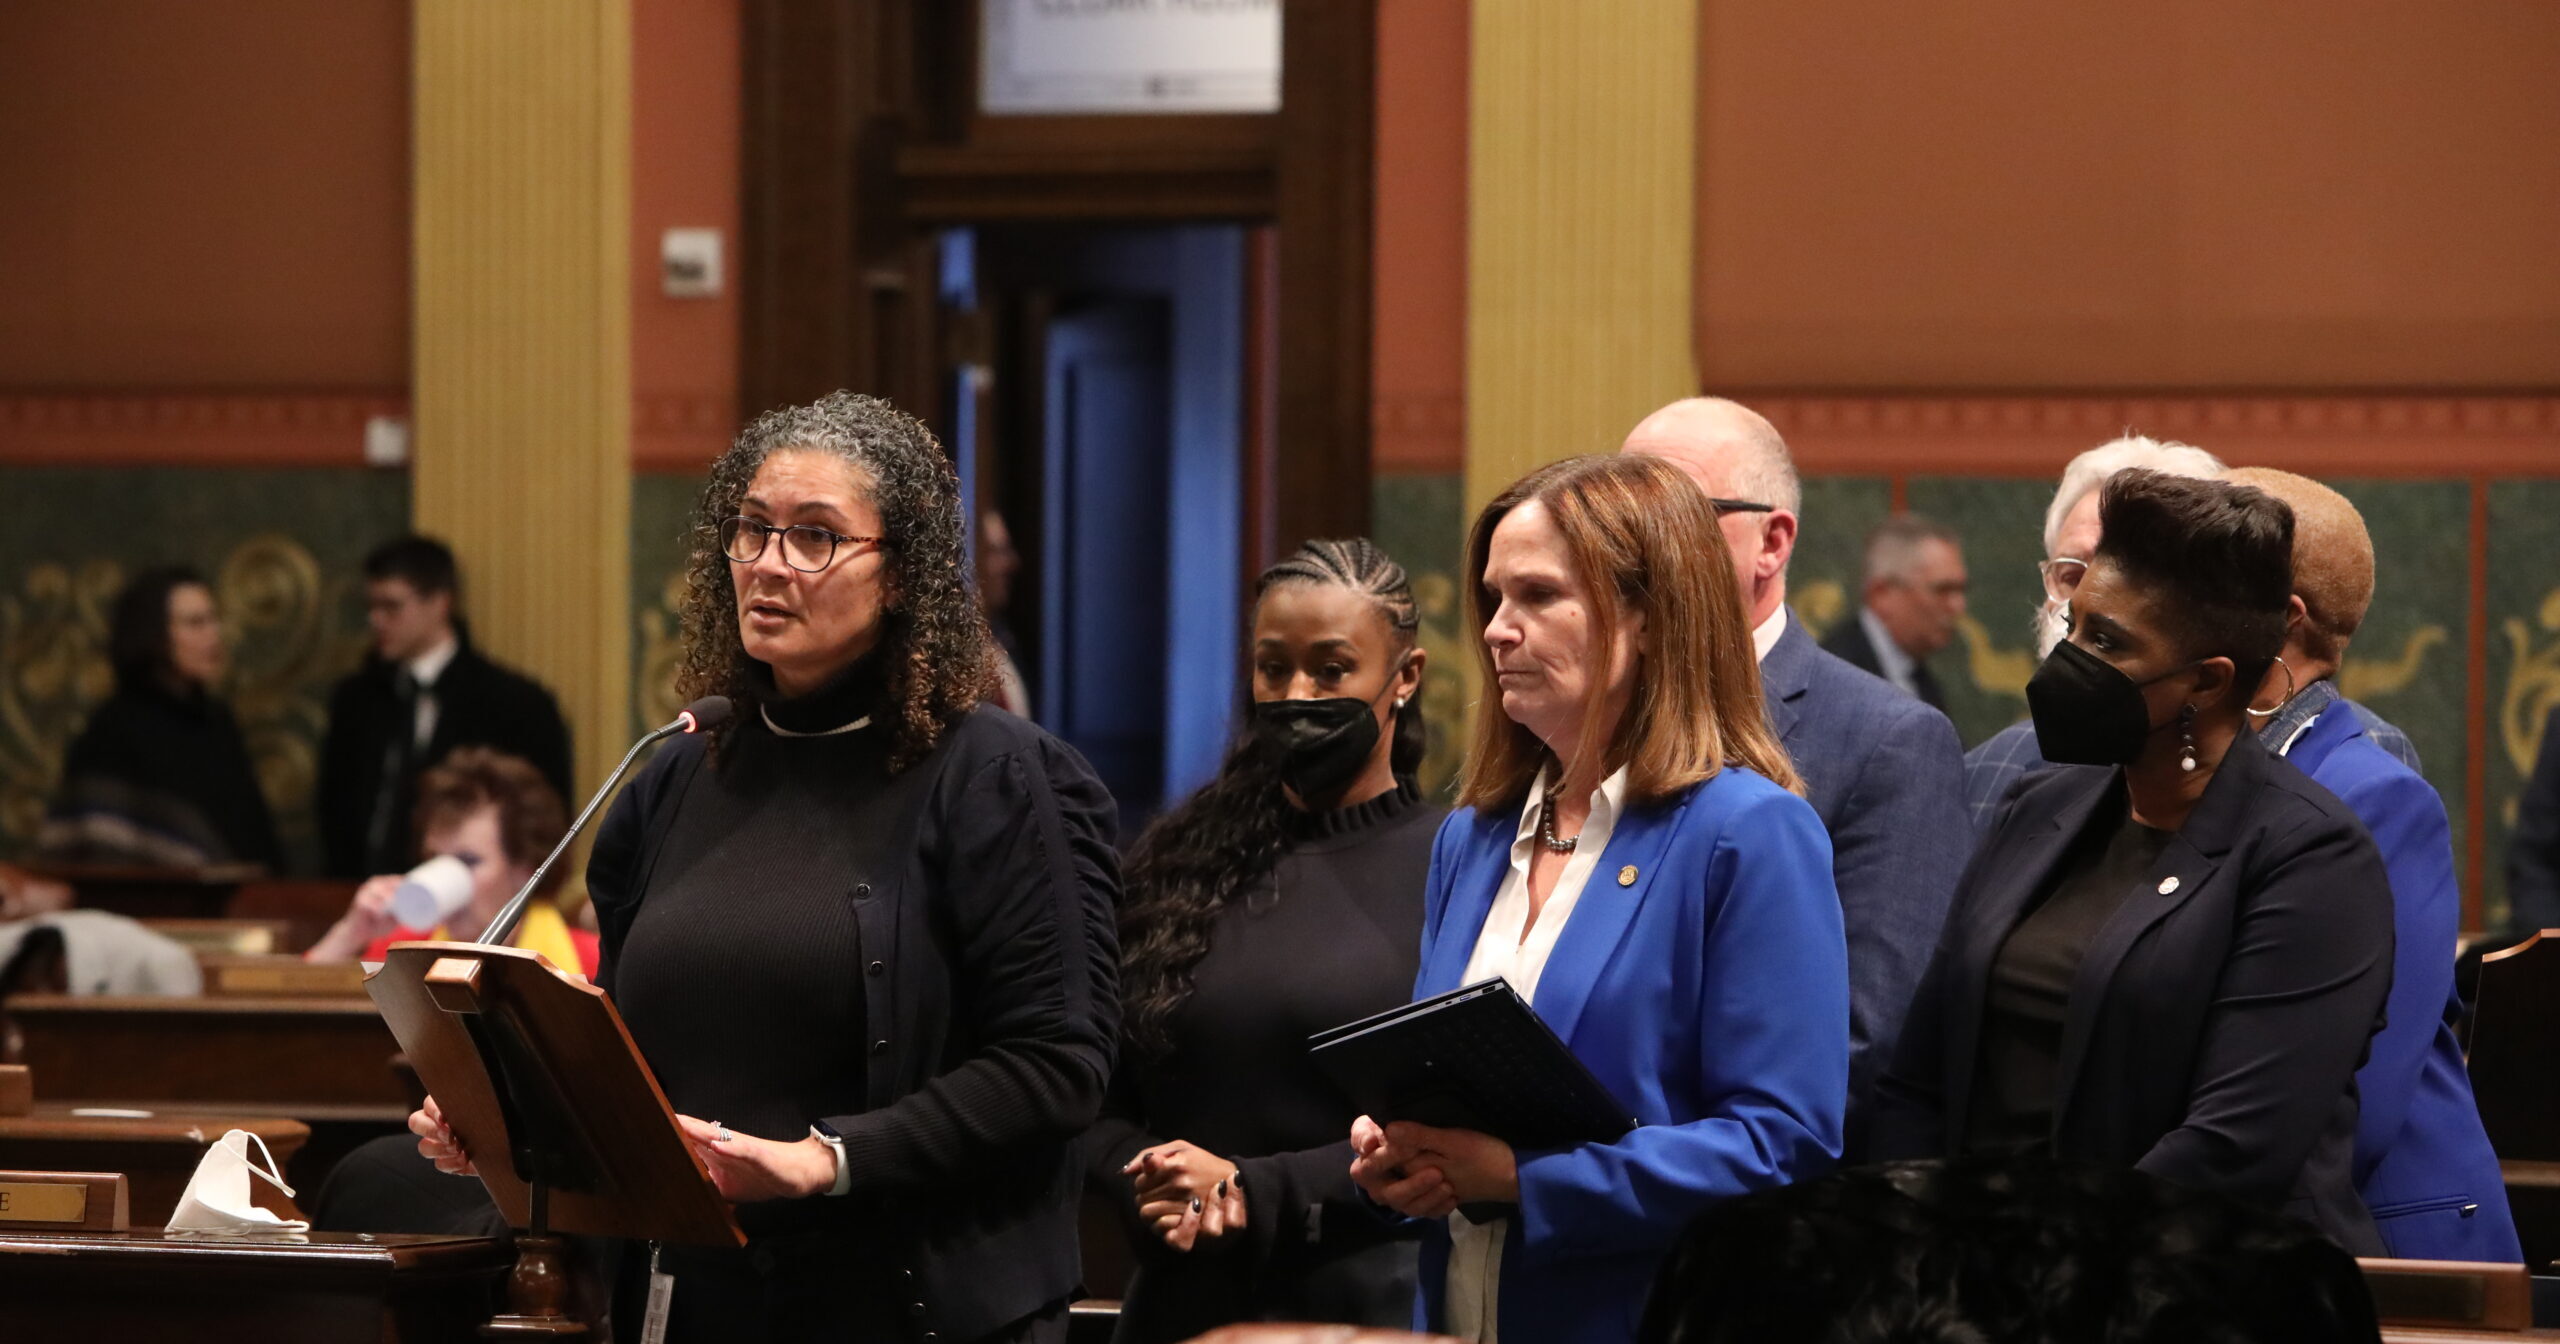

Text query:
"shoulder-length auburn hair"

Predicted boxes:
[[1457, 453, 1801, 812], [674, 392, 1000, 771]]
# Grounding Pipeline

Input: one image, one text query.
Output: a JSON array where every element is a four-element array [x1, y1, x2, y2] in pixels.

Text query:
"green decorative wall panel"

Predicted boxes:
[[631, 471, 704, 736], [0, 466, 409, 871], [2486, 480, 2560, 931], [1371, 471, 1468, 796]]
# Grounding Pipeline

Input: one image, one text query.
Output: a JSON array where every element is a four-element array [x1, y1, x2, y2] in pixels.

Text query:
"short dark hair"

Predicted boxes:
[[1640, 1158, 2381, 1344], [363, 535, 459, 600], [2094, 468, 2294, 691], [107, 565, 211, 694], [413, 748, 570, 896]]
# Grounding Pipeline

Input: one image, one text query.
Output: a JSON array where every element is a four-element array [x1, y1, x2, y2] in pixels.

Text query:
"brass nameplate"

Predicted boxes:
[[211, 960, 365, 997], [0, 1181, 88, 1224]]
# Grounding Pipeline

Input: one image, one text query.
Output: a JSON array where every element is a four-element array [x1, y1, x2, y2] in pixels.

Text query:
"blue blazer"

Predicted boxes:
[[1763, 613, 1970, 1156], [2289, 701, 2522, 1262], [1411, 767, 1849, 1344]]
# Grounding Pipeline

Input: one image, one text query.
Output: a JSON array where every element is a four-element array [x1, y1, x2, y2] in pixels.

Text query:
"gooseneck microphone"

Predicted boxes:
[[480, 695, 732, 949]]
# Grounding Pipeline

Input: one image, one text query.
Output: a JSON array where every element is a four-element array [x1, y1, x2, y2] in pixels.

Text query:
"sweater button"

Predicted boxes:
[[908, 1302, 926, 1318], [853, 883, 872, 900], [867, 960, 885, 977], [871, 1039, 890, 1056]]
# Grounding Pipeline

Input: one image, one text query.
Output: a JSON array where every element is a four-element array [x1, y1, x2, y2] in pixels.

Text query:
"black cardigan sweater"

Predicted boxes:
[[590, 682, 1122, 1342]]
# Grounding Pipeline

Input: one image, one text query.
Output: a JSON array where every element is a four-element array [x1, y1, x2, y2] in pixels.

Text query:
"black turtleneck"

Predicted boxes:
[[51, 680, 282, 869], [1086, 778, 1445, 1340]]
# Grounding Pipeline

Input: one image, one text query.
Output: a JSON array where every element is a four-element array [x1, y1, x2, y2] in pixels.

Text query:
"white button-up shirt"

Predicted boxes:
[[1443, 764, 1632, 1343]]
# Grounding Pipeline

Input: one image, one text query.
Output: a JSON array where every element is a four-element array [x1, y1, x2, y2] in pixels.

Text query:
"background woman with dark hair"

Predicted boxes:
[[1085, 537, 1438, 1343], [45, 564, 281, 869], [1872, 469, 2398, 1253], [408, 392, 1122, 1344]]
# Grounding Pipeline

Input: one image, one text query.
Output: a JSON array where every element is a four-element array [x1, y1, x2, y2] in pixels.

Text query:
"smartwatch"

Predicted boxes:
[[809, 1120, 852, 1197]]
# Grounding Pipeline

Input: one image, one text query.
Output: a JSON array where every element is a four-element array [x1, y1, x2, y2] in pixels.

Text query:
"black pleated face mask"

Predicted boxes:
[[2026, 639, 2191, 766], [1248, 655, 1407, 804]]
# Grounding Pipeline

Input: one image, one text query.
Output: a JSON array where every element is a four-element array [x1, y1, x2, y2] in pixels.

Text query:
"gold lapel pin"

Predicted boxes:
[[2157, 876, 2180, 895], [1618, 865, 1639, 887]]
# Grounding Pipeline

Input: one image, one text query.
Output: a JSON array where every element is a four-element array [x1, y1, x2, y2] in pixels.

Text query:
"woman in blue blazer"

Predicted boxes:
[[1348, 454, 1850, 1344], [2229, 467, 2518, 1261]]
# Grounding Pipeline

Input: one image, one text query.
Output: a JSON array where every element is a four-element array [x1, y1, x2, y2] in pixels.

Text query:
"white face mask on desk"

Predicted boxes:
[[165, 1129, 310, 1235]]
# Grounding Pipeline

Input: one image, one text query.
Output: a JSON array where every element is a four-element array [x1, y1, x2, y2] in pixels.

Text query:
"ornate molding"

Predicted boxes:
[[1748, 394, 2560, 477], [0, 391, 408, 466]]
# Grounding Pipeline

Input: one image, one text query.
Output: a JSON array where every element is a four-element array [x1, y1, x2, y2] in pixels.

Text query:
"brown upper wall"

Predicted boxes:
[[1696, 0, 2560, 390], [0, 0, 411, 390]]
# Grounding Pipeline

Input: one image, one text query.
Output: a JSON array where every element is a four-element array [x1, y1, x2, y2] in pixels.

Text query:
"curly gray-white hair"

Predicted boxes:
[[675, 391, 999, 771]]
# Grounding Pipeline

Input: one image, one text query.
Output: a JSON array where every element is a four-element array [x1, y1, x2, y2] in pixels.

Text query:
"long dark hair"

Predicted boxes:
[[1118, 538, 1425, 1055], [109, 565, 210, 695], [674, 392, 1000, 771]]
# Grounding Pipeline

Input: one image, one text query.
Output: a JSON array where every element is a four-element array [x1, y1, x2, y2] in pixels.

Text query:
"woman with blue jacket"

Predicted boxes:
[[1347, 453, 1850, 1344], [2233, 468, 2519, 1262]]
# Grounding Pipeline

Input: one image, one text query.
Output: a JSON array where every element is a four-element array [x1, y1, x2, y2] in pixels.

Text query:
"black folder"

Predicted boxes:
[[1309, 977, 1638, 1150]]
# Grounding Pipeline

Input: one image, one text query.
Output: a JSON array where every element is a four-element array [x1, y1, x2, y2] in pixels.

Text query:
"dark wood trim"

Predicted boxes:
[[1272, 0, 1379, 547], [738, 0, 864, 417], [897, 144, 1275, 223]]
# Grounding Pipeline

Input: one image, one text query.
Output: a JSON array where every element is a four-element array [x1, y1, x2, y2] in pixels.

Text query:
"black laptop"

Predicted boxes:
[[1308, 977, 1637, 1150]]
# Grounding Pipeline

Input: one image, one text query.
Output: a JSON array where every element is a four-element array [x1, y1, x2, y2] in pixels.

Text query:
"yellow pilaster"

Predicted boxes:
[[411, 0, 632, 801], [1465, 0, 1699, 515]]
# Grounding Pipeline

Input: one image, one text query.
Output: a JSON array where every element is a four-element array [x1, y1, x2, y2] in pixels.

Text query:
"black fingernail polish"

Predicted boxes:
[[1190, 1197, 1203, 1212], [1215, 1179, 1227, 1198]]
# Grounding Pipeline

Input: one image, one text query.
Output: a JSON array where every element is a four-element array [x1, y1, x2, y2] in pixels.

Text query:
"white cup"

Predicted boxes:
[[390, 854, 478, 931]]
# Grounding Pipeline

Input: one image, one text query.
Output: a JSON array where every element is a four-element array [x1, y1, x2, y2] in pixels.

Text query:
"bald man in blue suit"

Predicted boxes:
[[1627, 399, 1972, 1159]]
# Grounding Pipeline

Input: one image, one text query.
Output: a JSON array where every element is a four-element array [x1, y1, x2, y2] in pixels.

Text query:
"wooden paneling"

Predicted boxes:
[[1273, 0, 1379, 546], [410, 0, 634, 803], [0, 392, 404, 467], [1465, 0, 1698, 515]]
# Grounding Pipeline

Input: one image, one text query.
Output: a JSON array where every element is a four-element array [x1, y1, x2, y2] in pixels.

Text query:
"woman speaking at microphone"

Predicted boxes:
[[1349, 454, 1848, 1344], [410, 392, 1122, 1343]]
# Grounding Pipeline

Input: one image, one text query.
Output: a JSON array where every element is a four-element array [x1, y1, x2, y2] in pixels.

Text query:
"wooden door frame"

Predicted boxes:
[[737, 0, 1375, 549]]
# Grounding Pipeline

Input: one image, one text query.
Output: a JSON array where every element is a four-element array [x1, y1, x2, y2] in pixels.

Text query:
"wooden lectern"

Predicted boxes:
[[366, 942, 743, 1336]]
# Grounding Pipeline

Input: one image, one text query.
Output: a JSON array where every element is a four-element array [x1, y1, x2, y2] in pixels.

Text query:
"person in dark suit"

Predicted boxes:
[[1349, 453, 1846, 1344], [1818, 513, 1967, 713], [1085, 538, 1440, 1343], [1624, 397, 1969, 1157], [316, 535, 573, 878], [45, 565, 282, 870], [2231, 468, 2517, 1262], [1872, 469, 2397, 1254]]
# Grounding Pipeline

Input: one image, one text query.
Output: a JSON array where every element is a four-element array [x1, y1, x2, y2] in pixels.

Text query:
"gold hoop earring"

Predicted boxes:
[[2244, 655, 2298, 720]]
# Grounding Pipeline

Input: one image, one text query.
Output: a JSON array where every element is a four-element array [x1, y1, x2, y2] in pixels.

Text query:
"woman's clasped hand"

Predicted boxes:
[[1346, 1114, 1519, 1220], [1123, 1140, 1247, 1251]]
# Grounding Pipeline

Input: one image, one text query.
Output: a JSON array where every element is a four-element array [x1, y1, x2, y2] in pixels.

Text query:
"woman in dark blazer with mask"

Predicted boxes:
[[1082, 538, 1441, 1343], [1872, 469, 2397, 1253]]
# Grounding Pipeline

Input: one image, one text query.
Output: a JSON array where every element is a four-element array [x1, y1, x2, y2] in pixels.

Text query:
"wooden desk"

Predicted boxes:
[[0, 1105, 307, 1227], [8, 993, 411, 1202], [0, 1229, 510, 1342], [7, 993, 407, 1121]]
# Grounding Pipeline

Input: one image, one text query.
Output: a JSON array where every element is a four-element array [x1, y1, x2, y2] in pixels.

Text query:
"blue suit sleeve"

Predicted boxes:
[[1510, 790, 1849, 1264], [2340, 767, 2459, 1179]]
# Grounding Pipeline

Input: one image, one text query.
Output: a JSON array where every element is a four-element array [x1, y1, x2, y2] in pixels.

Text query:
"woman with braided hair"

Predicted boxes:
[[1084, 537, 1441, 1343]]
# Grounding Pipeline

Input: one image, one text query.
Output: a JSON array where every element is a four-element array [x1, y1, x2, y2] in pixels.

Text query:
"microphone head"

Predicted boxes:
[[677, 695, 734, 734]]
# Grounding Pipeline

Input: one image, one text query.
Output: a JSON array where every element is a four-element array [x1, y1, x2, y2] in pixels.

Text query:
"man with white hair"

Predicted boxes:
[[1960, 436, 2418, 833], [1625, 397, 1970, 1160]]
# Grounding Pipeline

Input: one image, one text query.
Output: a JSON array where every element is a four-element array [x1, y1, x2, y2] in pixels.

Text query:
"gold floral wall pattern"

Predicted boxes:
[[0, 534, 366, 866], [2500, 589, 2560, 780]]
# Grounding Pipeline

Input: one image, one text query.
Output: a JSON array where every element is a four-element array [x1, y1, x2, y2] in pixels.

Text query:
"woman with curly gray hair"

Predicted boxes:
[[414, 393, 1121, 1342]]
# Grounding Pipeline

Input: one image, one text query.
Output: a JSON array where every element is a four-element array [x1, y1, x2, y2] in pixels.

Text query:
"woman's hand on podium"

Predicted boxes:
[[675, 1114, 837, 1202], [1124, 1140, 1246, 1251], [410, 1095, 477, 1177], [1348, 1114, 1456, 1219]]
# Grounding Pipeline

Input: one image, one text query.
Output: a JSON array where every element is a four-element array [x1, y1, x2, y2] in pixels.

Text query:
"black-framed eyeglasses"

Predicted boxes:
[[718, 516, 883, 573], [1708, 498, 1775, 517]]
